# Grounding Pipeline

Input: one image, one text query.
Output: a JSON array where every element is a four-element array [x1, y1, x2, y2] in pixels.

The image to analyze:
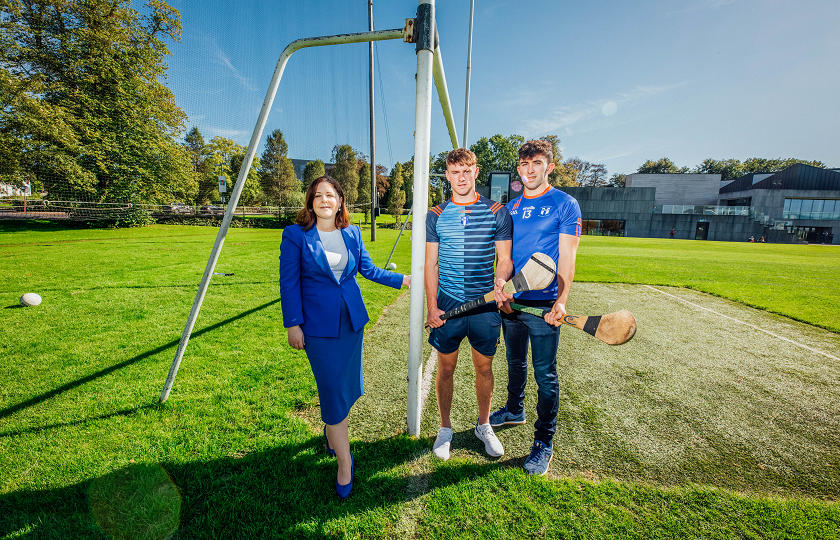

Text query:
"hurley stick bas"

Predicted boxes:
[[432, 252, 556, 324], [509, 303, 637, 346]]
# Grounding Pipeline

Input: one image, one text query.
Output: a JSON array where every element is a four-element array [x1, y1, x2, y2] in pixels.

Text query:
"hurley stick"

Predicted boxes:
[[509, 303, 637, 345], [432, 253, 556, 323]]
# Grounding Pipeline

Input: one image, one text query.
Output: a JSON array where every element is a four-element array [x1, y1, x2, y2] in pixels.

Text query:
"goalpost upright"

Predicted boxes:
[[161, 0, 455, 439], [406, 0, 435, 438]]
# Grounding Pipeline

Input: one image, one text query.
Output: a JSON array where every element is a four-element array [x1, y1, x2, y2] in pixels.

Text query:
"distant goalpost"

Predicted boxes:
[[159, 0, 459, 438]]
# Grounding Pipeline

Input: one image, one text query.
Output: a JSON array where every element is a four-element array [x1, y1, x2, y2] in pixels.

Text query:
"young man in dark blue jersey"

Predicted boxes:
[[492, 139, 582, 475], [425, 148, 514, 460]]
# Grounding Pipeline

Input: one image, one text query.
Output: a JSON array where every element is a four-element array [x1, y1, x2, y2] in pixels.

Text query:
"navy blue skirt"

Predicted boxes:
[[304, 297, 364, 424]]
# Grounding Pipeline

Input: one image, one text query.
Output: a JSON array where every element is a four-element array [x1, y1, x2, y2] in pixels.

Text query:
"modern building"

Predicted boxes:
[[717, 164, 840, 243], [480, 164, 839, 244]]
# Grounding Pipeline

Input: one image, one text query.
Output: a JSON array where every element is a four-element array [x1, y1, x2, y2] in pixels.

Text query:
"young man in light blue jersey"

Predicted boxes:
[[492, 139, 582, 475], [425, 148, 514, 460]]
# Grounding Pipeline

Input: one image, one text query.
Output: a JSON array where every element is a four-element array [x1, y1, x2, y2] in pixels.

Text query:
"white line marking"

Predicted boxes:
[[419, 350, 438, 419], [645, 285, 840, 362]]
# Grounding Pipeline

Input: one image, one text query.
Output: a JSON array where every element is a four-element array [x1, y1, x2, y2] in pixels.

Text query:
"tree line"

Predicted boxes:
[[633, 157, 827, 179], [1, 0, 828, 212]]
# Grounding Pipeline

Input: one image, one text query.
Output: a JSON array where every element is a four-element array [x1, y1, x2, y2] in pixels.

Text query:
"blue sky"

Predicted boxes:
[[165, 0, 840, 176]]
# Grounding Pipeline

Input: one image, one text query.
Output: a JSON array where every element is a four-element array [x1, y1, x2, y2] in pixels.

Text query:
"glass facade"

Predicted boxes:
[[582, 219, 625, 236], [783, 199, 840, 220], [654, 205, 750, 216], [788, 226, 834, 243]]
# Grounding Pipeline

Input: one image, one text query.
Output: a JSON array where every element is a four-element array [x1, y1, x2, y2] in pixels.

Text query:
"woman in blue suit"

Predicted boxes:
[[279, 175, 409, 499]]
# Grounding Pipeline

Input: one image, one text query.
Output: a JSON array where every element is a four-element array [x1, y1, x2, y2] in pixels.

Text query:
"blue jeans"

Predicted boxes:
[[501, 308, 562, 445]]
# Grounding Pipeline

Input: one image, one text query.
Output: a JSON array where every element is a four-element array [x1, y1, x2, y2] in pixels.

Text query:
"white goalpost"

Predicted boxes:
[[160, 0, 456, 438]]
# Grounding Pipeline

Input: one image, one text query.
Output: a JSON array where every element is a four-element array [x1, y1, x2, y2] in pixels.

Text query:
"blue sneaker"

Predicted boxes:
[[523, 440, 553, 476], [489, 406, 526, 427]]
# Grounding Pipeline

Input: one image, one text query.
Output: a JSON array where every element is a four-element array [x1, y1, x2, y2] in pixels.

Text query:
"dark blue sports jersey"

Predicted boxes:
[[506, 186, 581, 301], [427, 193, 513, 303]]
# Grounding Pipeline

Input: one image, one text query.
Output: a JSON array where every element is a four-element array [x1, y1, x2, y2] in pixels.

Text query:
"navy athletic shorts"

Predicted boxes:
[[428, 290, 501, 357]]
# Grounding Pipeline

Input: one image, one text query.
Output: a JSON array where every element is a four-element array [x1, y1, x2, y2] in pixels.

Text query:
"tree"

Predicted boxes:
[[183, 128, 215, 203], [430, 151, 451, 200], [430, 183, 444, 206], [375, 164, 389, 208], [402, 156, 415, 206], [357, 162, 372, 222], [688, 157, 827, 180], [537, 135, 577, 187], [206, 136, 247, 204], [389, 162, 405, 223], [693, 158, 742, 180], [469, 134, 525, 185], [0, 0, 195, 204], [636, 158, 689, 174], [184, 128, 209, 172], [330, 145, 359, 206], [229, 152, 263, 206], [740, 157, 825, 175], [564, 158, 608, 187], [302, 159, 325, 189], [260, 129, 299, 205], [607, 173, 626, 188]]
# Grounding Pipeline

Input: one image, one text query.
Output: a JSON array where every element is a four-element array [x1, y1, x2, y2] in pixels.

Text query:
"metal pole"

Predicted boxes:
[[369, 0, 377, 241], [407, 0, 434, 437], [463, 0, 474, 148], [432, 43, 459, 150], [384, 206, 412, 268], [160, 26, 406, 403]]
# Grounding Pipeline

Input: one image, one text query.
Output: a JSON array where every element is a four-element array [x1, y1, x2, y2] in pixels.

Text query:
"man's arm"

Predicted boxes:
[[546, 232, 580, 326], [425, 242, 446, 328], [493, 239, 514, 310]]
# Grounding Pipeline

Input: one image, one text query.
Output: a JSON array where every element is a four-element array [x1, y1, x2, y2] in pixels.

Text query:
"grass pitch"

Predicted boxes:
[[576, 236, 840, 332], [1, 223, 839, 538]]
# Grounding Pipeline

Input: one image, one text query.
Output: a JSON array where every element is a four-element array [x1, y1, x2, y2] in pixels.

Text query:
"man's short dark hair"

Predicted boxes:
[[518, 140, 553, 164]]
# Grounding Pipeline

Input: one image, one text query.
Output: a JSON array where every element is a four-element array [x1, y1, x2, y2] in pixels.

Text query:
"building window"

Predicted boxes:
[[788, 226, 834, 243], [783, 198, 840, 220], [582, 219, 625, 236], [724, 197, 751, 206]]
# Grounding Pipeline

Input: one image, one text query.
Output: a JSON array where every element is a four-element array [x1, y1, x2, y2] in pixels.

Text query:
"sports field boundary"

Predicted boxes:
[[645, 285, 840, 361]]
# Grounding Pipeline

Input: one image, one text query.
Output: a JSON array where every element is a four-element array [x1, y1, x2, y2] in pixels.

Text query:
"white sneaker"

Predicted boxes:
[[433, 427, 453, 461], [474, 422, 504, 457]]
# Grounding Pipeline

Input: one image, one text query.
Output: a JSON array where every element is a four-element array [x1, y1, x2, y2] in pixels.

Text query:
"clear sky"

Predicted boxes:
[[165, 0, 840, 176]]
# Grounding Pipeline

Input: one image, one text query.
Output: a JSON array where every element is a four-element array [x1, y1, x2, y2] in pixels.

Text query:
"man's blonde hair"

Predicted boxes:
[[446, 148, 477, 168]]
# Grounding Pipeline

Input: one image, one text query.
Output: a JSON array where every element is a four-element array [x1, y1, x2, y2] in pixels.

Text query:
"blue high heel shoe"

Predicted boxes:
[[336, 454, 354, 499], [323, 426, 336, 457]]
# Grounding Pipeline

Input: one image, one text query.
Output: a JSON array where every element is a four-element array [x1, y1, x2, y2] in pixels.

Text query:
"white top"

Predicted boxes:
[[318, 228, 348, 282]]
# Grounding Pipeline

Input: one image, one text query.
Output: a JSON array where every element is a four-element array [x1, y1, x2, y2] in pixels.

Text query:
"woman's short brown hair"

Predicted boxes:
[[296, 175, 350, 230]]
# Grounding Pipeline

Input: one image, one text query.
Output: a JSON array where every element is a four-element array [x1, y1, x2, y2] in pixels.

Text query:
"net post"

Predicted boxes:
[[406, 0, 435, 437]]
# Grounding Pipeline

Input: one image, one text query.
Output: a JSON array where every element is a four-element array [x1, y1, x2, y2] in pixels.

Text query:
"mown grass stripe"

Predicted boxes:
[[645, 285, 840, 361]]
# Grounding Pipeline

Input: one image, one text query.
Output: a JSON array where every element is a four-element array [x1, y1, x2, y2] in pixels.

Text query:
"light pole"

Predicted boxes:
[[463, 0, 474, 148], [369, 0, 378, 241]]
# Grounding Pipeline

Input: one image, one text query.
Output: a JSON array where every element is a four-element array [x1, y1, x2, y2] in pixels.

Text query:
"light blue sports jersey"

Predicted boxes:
[[506, 186, 581, 301], [427, 194, 513, 303]]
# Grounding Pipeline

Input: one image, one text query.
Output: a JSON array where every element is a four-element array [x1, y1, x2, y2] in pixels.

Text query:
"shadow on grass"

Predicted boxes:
[[0, 299, 281, 421], [0, 220, 88, 234], [18, 281, 275, 293], [0, 434, 497, 539]]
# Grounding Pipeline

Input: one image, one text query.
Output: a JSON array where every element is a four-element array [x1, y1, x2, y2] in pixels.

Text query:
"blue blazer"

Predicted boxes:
[[279, 224, 403, 338]]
